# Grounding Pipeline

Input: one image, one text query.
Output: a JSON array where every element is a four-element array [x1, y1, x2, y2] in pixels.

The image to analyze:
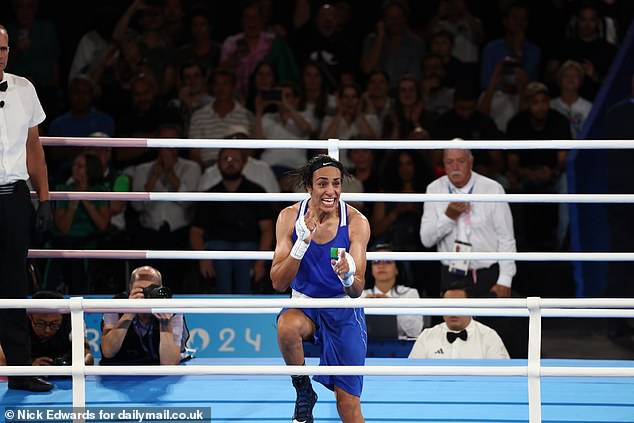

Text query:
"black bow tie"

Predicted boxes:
[[0, 80, 7, 92], [447, 329, 468, 343]]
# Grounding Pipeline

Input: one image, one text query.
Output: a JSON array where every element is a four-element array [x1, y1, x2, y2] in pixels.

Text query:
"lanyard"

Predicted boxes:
[[448, 183, 475, 241]]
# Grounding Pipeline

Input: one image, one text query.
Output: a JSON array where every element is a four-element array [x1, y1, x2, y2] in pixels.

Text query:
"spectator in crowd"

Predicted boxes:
[[67, 4, 119, 84], [546, 0, 618, 100], [297, 60, 335, 135], [7, 0, 62, 129], [425, 29, 472, 90], [256, 81, 318, 176], [168, 61, 213, 135], [100, 266, 190, 365], [0, 290, 94, 367], [426, 0, 483, 73], [128, 123, 201, 293], [88, 34, 153, 120], [362, 243, 424, 339], [173, 5, 221, 78], [198, 125, 280, 194], [550, 60, 593, 140], [190, 148, 274, 294], [479, 2, 540, 91], [362, 69, 392, 125], [47, 74, 116, 186], [162, 0, 187, 46], [408, 280, 510, 359], [478, 56, 529, 134], [290, 2, 357, 93], [219, 1, 276, 101], [420, 53, 455, 118], [320, 82, 380, 168], [113, 72, 183, 168], [383, 74, 435, 140], [244, 60, 278, 115], [188, 68, 253, 168], [433, 82, 506, 187], [112, 0, 177, 97], [506, 82, 571, 251], [420, 147, 516, 298], [47, 152, 110, 294], [361, 0, 425, 86]]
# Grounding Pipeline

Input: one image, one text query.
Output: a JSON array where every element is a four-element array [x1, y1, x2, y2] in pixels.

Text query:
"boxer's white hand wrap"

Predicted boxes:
[[290, 218, 311, 260], [336, 253, 356, 287]]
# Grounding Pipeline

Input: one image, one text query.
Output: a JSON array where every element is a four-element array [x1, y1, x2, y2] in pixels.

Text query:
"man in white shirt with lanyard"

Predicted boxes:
[[408, 279, 510, 359], [420, 147, 516, 298]]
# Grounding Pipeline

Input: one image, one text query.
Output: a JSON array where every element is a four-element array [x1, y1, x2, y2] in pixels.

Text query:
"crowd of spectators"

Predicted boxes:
[[7, 0, 631, 304]]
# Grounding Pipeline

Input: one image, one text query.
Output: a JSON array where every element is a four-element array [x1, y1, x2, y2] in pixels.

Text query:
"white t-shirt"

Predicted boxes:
[[550, 97, 593, 139]]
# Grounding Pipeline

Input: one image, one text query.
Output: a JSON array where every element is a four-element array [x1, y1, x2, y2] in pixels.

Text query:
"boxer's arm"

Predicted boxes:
[[270, 206, 302, 292], [344, 208, 371, 298]]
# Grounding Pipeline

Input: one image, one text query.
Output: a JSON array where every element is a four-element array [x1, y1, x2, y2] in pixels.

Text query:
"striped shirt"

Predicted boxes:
[[187, 101, 253, 165]]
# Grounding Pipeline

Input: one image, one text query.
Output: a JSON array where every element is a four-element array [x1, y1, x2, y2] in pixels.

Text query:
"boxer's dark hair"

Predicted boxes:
[[289, 154, 348, 191]]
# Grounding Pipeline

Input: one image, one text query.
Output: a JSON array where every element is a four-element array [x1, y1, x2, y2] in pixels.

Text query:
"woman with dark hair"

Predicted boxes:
[[244, 60, 278, 114], [298, 61, 333, 136], [46, 152, 110, 294], [362, 243, 425, 339], [383, 74, 436, 139], [372, 150, 439, 297]]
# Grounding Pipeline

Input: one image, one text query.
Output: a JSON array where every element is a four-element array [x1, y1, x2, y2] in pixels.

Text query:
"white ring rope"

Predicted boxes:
[[38, 191, 634, 203], [27, 249, 634, 261], [40, 136, 634, 150]]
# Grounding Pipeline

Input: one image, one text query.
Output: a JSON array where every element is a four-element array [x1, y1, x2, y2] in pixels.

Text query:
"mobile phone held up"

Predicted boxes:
[[261, 89, 282, 102]]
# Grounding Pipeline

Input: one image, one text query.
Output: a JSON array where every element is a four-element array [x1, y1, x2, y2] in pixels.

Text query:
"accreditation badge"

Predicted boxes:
[[448, 240, 472, 276]]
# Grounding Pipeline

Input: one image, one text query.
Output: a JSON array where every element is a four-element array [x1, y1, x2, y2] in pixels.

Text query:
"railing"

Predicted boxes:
[[1, 297, 634, 423]]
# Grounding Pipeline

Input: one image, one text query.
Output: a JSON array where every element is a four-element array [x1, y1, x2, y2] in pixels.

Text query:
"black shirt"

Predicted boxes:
[[192, 178, 274, 243]]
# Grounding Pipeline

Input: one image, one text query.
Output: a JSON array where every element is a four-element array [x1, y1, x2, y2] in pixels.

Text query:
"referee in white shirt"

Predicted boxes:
[[0, 26, 54, 392], [420, 147, 517, 298], [408, 279, 510, 359]]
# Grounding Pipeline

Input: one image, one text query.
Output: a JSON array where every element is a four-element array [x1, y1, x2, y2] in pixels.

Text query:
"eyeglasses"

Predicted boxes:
[[31, 320, 62, 331], [373, 260, 395, 265]]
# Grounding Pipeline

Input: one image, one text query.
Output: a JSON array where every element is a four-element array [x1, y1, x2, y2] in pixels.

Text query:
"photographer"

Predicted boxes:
[[0, 290, 94, 367], [100, 266, 189, 365]]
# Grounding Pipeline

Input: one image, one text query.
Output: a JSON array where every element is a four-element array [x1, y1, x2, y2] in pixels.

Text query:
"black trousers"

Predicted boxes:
[[0, 181, 32, 365], [441, 263, 529, 358]]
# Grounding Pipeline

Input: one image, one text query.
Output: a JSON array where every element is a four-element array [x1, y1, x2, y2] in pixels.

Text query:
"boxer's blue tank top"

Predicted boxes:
[[291, 198, 350, 298]]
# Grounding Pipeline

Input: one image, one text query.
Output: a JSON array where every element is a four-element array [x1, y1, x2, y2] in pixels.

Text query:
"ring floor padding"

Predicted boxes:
[[1, 358, 633, 422]]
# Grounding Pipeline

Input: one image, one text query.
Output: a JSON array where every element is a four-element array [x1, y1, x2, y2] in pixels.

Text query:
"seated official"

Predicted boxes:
[[100, 266, 189, 365], [361, 243, 424, 339], [0, 290, 94, 367], [408, 280, 509, 359]]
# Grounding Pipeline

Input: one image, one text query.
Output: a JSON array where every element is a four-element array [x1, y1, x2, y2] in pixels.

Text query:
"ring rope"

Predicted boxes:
[[36, 191, 634, 204], [40, 136, 634, 150], [26, 249, 634, 261]]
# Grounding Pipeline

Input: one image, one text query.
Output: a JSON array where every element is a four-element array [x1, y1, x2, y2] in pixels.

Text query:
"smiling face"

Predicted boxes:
[[308, 166, 342, 214]]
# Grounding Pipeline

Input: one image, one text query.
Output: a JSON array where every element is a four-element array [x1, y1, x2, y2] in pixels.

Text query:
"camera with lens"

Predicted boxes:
[[142, 284, 172, 299], [51, 354, 71, 366]]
